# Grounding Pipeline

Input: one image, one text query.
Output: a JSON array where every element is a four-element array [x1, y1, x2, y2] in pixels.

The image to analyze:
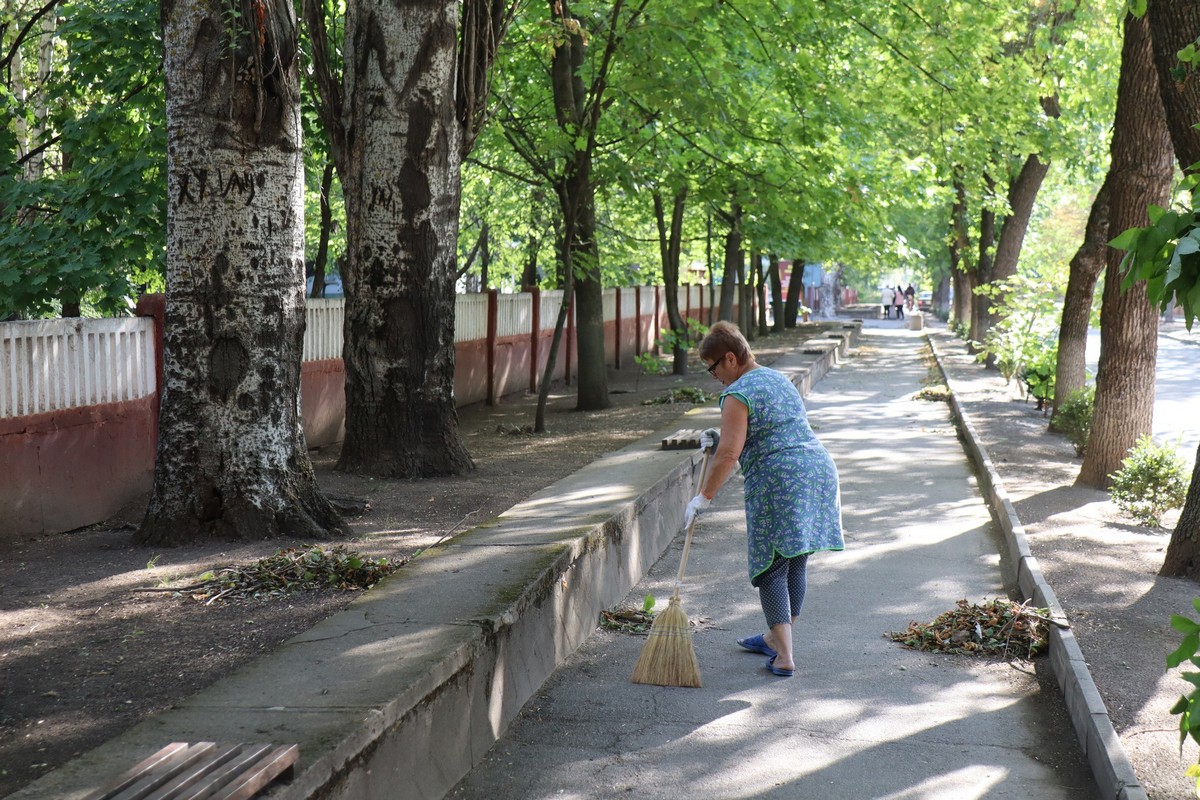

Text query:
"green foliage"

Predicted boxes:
[[1165, 598, 1200, 777], [1054, 384, 1095, 457], [172, 545, 401, 603], [1109, 436, 1189, 527], [0, 1, 166, 319], [633, 351, 668, 377], [973, 275, 1062, 385], [1019, 343, 1057, 411], [1112, 176, 1200, 330], [659, 319, 708, 352]]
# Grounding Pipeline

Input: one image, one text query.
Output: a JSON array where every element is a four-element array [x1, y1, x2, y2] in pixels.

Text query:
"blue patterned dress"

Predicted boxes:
[[720, 367, 844, 582]]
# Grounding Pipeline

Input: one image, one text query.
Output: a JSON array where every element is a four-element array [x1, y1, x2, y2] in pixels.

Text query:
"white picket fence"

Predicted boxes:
[[0, 317, 156, 418], [0, 285, 699, 420]]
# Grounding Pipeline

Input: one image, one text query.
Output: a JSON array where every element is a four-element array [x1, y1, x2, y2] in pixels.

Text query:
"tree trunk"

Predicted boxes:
[[981, 153, 1052, 366], [737, 251, 752, 336], [950, 180, 972, 329], [1147, 0, 1200, 577], [140, 0, 340, 546], [784, 258, 804, 328], [1163, 448, 1200, 576], [969, 178, 996, 351], [310, 161, 335, 298], [718, 207, 740, 322], [546, 0, 607, 411], [654, 188, 689, 375], [755, 251, 768, 336], [336, 0, 474, 478], [769, 255, 783, 332], [1051, 176, 1110, 420], [1077, 12, 1173, 489], [933, 273, 950, 315], [1147, 0, 1200, 172]]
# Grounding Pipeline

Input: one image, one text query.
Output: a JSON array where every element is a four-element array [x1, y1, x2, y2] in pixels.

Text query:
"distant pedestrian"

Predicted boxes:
[[685, 322, 845, 678], [881, 286, 894, 319], [893, 286, 905, 320], [904, 284, 916, 311]]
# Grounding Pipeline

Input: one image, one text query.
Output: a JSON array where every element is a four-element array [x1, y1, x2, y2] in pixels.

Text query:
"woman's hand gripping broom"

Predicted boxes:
[[631, 448, 711, 688]]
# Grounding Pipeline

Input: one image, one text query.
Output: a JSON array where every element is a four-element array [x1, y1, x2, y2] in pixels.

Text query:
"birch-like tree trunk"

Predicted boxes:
[[139, 0, 340, 545], [336, 0, 475, 476], [1076, 12, 1173, 489]]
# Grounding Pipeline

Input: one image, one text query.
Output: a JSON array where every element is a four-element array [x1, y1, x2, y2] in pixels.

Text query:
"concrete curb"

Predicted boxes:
[[8, 323, 858, 800], [926, 331, 1148, 800]]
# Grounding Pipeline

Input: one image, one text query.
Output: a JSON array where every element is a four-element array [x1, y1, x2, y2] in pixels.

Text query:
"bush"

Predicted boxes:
[[1109, 435, 1189, 527], [1053, 384, 1094, 457], [1019, 343, 1057, 413]]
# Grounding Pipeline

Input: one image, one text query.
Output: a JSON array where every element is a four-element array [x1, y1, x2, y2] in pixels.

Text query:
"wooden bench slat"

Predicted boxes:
[[95, 743, 218, 800], [83, 743, 192, 800], [174, 744, 276, 800], [83, 743, 297, 800], [661, 428, 701, 450], [208, 745, 298, 800], [149, 743, 245, 799]]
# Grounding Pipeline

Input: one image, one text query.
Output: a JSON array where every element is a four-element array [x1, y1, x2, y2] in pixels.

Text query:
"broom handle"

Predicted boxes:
[[675, 448, 712, 594]]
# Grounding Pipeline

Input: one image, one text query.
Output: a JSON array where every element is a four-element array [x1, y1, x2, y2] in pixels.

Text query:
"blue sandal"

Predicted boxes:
[[736, 634, 777, 658], [765, 655, 794, 677]]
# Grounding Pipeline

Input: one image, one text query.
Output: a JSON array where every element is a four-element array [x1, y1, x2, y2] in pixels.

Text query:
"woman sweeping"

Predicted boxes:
[[684, 322, 844, 677]]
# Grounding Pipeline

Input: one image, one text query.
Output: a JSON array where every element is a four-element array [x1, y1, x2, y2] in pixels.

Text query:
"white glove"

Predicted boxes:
[[699, 428, 720, 453], [684, 493, 710, 529]]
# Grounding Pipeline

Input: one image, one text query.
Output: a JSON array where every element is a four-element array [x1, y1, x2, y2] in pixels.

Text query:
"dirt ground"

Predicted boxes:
[[0, 323, 833, 798], [3, 318, 1198, 799]]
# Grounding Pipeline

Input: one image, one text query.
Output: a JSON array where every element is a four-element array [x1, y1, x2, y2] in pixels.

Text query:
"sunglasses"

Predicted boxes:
[[706, 356, 722, 376]]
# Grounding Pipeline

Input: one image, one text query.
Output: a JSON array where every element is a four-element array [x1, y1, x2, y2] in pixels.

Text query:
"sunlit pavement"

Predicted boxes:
[[448, 325, 1099, 800]]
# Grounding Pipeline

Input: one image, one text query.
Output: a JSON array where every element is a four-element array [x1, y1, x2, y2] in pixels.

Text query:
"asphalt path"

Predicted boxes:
[[1087, 327, 1199, 464], [448, 327, 1097, 800]]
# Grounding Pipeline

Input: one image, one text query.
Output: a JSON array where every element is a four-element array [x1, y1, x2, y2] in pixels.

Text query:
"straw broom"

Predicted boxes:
[[631, 450, 709, 688]]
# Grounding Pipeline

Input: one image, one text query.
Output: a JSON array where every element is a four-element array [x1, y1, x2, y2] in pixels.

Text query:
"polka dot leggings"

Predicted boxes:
[[752, 553, 810, 627]]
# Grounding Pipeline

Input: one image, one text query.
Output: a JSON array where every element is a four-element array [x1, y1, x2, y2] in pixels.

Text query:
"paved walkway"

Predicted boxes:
[[448, 326, 1098, 799]]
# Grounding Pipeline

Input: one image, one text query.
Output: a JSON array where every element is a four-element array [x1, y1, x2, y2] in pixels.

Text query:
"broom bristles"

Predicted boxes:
[[631, 594, 702, 688]]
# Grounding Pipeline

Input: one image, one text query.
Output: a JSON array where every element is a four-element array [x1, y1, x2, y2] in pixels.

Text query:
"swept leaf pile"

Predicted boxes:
[[887, 598, 1056, 658], [600, 606, 656, 634], [143, 545, 403, 604], [641, 387, 711, 406]]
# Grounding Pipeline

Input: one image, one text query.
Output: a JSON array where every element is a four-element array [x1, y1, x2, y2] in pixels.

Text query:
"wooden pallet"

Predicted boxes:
[[85, 742, 298, 800], [661, 429, 702, 450]]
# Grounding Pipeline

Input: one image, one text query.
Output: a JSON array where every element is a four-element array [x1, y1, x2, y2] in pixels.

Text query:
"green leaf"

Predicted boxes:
[[1109, 226, 1143, 252], [1169, 632, 1200, 669]]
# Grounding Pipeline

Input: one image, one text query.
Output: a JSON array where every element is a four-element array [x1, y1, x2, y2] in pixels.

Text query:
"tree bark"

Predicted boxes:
[[784, 258, 804, 328], [1147, 0, 1200, 172], [310, 161, 335, 297], [1147, 0, 1200, 577], [140, 0, 340, 545], [768, 255, 783, 332], [1051, 176, 1110, 420], [336, 0, 475, 477], [654, 188, 689, 375], [546, 1, 608, 411], [950, 180, 972, 329], [718, 206, 740, 322], [969, 177, 996, 351], [755, 251, 768, 336], [980, 153, 1052, 366], [1077, 12, 1173, 489]]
